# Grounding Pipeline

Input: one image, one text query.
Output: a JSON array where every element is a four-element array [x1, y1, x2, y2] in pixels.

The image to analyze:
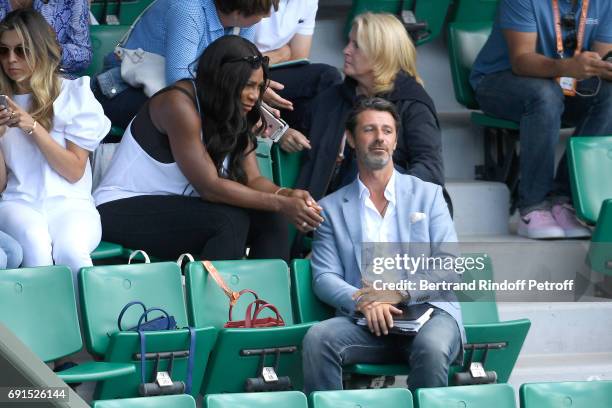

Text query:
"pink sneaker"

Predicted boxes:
[[518, 210, 565, 239], [551, 204, 591, 238]]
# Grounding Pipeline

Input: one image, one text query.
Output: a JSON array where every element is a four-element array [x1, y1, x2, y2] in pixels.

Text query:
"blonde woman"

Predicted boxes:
[[0, 9, 110, 275], [289, 12, 444, 202]]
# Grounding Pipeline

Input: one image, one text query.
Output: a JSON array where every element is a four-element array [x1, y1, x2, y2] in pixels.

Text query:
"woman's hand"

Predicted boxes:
[[278, 188, 323, 233], [279, 128, 311, 152], [1, 96, 36, 133]]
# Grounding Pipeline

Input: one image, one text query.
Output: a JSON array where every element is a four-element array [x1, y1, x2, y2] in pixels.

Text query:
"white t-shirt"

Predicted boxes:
[[254, 0, 318, 53], [0, 77, 111, 203]]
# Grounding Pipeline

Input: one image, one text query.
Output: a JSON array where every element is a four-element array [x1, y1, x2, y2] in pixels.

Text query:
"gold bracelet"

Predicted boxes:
[[274, 187, 287, 195], [26, 120, 37, 135]]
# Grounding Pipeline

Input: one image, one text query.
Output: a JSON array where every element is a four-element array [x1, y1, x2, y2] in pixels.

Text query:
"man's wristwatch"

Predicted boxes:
[[399, 290, 410, 304]]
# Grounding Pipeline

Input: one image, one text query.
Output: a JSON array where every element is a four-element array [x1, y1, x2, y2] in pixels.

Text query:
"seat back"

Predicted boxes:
[[85, 25, 130, 77], [448, 21, 492, 109], [589, 199, 612, 275], [458, 253, 499, 324], [185, 259, 294, 328], [185, 260, 312, 394], [311, 389, 413, 408], [90, 0, 155, 25], [520, 381, 612, 408], [206, 391, 308, 408], [0, 266, 82, 362], [271, 144, 302, 188], [93, 394, 196, 407], [449, 0, 500, 23], [79, 262, 188, 357], [416, 383, 516, 408], [290, 259, 334, 324], [256, 138, 274, 182], [567, 136, 612, 224], [343, 0, 451, 46]]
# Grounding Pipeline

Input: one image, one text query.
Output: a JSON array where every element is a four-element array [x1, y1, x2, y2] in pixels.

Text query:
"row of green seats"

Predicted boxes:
[[0, 256, 528, 400], [93, 381, 612, 408]]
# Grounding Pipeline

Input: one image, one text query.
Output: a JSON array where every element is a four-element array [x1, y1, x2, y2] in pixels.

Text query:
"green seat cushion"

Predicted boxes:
[[311, 388, 413, 408], [57, 361, 135, 383], [416, 383, 516, 408], [520, 381, 612, 408], [91, 241, 124, 260], [93, 394, 196, 408], [206, 391, 307, 408]]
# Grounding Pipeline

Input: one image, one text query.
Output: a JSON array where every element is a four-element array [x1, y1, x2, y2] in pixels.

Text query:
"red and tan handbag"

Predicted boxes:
[[202, 261, 285, 328]]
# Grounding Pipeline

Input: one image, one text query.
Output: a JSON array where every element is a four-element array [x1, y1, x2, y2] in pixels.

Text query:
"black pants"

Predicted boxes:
[[98, 195, 290, 261], [270, 63, 342, 133]]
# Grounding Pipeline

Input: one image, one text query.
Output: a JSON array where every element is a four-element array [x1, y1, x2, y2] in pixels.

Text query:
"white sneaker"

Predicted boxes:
[[517, 210, 565, 239]]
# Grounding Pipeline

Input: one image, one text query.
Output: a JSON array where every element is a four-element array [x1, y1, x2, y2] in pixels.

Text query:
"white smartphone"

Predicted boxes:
[[261, 103, 289, 143]]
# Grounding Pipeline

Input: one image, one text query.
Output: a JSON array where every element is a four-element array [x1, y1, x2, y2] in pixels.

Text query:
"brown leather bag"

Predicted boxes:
[[202, 261, 285, 329]]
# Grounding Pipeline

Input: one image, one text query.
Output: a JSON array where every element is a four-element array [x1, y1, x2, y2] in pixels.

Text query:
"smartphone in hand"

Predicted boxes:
[[261, 103, 289, 143], [604, 50, 612, 63], [0, 95, 7, 109]]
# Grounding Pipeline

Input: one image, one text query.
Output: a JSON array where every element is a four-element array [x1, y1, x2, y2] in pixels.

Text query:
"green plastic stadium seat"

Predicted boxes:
[[93, 394, 196, 407], [416, 383, 516, 408], [449, 0, 500, 24], [79, 262, 216, 399], [185, 260, 314, 394], [589, 199, 612, 275], [90, 0, 155, 25], [206, 391, 308, 408], [256, 138, 274, 181], [447, 21, 519, 129], [520, 381, 612, 408], [311, 388, 413, 408], [91, 240, 124, 260], [270, 144, 312, 251], [85, 24, 129, 78], [0, 266, 134, 384], [271, 144, 302, 189], [290, 257, 530, 385], [567, 136, 612, 224], [344, 0, 452, 46]]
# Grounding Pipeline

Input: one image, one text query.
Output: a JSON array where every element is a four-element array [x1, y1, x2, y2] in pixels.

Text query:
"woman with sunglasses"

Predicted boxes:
[[0, 10, 110, 273], [94, 35, 322, 262], [0, 0, 91, 74]]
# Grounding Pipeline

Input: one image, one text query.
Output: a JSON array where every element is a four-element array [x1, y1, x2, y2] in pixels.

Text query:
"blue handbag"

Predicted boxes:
[[117, 301, 195, 395]]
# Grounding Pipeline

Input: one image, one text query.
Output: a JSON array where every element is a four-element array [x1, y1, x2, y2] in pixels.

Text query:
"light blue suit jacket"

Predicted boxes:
[[312, 171, 466, 343]]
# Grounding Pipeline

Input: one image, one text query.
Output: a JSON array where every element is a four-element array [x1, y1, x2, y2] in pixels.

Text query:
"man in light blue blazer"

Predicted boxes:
[[302, 97, 465, 393]]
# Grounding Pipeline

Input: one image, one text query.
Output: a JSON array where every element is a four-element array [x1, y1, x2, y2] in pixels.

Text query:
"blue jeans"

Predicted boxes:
[[0, 230, 22, 269], [475, 71, 612, 213], [302, 309, 461, 394]]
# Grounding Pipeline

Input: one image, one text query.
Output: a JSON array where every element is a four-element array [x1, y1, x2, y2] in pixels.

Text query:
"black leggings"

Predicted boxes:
[[98, 195, 289, 261]]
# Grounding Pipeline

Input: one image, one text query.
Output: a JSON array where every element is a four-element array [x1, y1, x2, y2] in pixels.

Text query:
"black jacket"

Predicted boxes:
[[296, 71, 444, 201]]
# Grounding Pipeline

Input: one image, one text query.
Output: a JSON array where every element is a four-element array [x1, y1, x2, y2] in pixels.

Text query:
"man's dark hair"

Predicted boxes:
[[214, 0, 279, 17], [345, 97, 400, 135]]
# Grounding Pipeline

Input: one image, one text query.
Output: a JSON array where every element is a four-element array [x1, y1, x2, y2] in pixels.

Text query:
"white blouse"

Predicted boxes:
[[0, 77, 110, 203]]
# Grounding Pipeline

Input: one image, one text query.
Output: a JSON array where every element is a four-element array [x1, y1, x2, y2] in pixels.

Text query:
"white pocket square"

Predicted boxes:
[[410, 212, 427, 223]]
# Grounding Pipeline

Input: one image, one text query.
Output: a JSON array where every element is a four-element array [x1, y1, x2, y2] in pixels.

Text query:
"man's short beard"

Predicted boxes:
[[360, 151, 390, 170]]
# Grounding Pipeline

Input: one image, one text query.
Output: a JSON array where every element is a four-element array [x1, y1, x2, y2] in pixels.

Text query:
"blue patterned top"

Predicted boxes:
[[0, 0, 92, 73], [124, 0, 256, 84]]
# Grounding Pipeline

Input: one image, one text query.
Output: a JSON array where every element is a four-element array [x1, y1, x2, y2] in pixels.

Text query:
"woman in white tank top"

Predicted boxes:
[[95, 36, 322, 261]]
